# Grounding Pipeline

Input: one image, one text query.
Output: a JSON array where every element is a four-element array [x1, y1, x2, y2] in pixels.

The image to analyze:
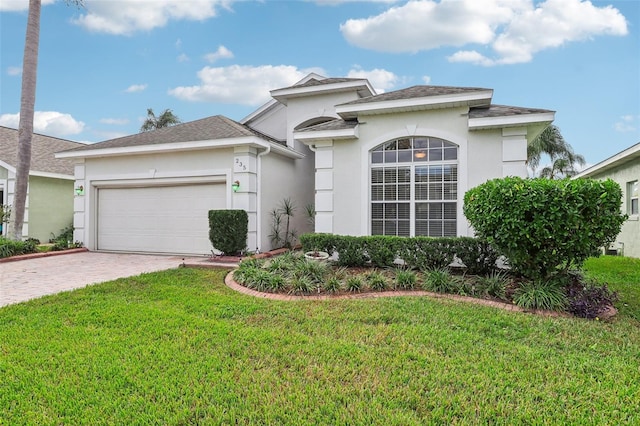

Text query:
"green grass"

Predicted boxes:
[[584, 255, 640, 321], [1, 266, 639, 425]]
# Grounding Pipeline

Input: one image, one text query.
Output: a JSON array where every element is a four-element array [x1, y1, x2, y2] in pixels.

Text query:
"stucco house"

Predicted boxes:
[[56, 74, 554, 256], [575, 142, 640, 258], [0, 126, 84, 241]]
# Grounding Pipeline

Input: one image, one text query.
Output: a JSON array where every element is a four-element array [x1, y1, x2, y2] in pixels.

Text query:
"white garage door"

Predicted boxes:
[[97, 183, 226, 255]]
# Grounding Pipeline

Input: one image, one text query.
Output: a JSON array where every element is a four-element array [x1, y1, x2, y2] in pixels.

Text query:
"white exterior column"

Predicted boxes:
[[73, 161, 86, 246], [233, 146, 258, 251], [502, 127, 528, 177], [6, 169, 29, 238], [314, 140, 334, 233]]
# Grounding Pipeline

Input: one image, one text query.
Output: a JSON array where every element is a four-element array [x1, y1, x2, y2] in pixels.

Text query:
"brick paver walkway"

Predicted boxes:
[[0, 251, 209, 307]]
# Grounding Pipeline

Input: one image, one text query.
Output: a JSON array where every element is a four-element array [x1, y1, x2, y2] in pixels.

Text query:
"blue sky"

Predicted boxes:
[[1, 0, 638, 166]]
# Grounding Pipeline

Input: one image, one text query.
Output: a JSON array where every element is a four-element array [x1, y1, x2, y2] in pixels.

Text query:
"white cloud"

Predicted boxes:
[[0, 0, 55, 12], [447, 50, 497, 67], [7, 66, 22, 76], [168, 64, 324, 105], [100, 118, 129, 125], [177, 53, 190, 62], [341, 0, 628, 66], [72, 0, 233, 35], [614, 115, 639, 133], [204, 45, 234, 63], [0, 111, 85, 137], [124, 84, 147, 93], [422, 75, 431, 84], [347, 67, 398, 93]]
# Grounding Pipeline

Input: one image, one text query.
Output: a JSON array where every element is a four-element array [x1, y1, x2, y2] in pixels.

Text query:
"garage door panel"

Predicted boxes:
[[97, 184, 225, 255]]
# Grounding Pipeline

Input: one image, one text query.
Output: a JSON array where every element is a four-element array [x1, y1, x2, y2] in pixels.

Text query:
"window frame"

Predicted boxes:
[[628, 180, 639, 216], [370, 137, 458, 237]]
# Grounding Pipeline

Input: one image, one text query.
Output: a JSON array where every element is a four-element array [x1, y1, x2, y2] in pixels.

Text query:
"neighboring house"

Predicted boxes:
[[575, 142, 640, 258], [0, 126, 85, 241], [56, 73, 554, 256]]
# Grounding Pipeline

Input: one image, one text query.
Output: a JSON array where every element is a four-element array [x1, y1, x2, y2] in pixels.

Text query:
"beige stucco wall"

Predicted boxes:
[[588, 161, 640, 258], [323, 108, 528, 237], [27, 176, 74, 242], [259, 143, 314, 251], [77, 148, 235, 251]]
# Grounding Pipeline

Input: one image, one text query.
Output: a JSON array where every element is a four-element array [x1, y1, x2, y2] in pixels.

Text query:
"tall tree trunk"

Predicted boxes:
[[9, 0, 41, 240]]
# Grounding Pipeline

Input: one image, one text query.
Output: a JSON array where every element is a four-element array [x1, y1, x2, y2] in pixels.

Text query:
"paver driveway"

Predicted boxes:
[[0, 252, 205, 307]]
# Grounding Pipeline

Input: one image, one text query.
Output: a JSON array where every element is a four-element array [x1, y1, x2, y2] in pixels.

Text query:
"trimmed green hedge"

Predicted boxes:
[[300, 233, 500, 274], [208, 210, 248, 255], [464, 177, 626, 280]]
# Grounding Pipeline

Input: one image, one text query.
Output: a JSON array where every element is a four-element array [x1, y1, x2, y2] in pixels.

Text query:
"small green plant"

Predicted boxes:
[[366, 270, 389, 291], [266, 274, 286, 292], [269, 198, 297, 249], [323, 277, 342, 293], [346, 276, 363, 292], [513, 279, 568, 311], [395, 270, 417, 290], [290, 275, 313, 294], [422, 267, 455, 293], [476, 270, 510, 299], [293, 259, 329, 284]]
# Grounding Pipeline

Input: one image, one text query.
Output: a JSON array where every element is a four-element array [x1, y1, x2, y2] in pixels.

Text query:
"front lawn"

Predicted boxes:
[[584, 255, 640, 321], [1, 265, 638, 424]]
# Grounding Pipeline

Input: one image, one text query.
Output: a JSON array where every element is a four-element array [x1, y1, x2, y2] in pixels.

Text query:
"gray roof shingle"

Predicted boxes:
[[469, 104, 554, 118], [0, 126, 85, 176], [63, 115, 283, 153], [295, 119, 358, 133], [340, 85, 491, 106]]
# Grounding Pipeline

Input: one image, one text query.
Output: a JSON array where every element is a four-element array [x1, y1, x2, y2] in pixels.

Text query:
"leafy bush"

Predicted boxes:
[[566, 281, 618, 319], [346, 276, 363, 292], [423, 268, 456, 293], [476, 271, 510, 300], [395, 270, 417, 290], [209, 210, 248, 255], [293, 260, 329, 285], [323, 277, 342, 293], [290, 276, 313, 294], [366, 270, 389, 291], [0, 237, 39, 258], [513, 279, 568, 311], [464, 177, 626, 280], [300, 233, 499, 271]]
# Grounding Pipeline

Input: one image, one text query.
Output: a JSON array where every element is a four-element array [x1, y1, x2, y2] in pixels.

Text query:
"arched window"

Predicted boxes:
[[370, 137, 458, 237]]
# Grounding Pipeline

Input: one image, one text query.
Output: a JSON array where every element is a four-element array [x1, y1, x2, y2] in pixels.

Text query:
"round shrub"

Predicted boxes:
[[464, 177, 625, 280]]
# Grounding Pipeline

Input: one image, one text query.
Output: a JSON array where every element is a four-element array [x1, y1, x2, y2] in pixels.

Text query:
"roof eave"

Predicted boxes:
[[55, 137, 305, 160], [336, 90, 493, 119], [271, 80, 375, 105], [468, 112, 555, 130], [574, 142, 640, 178], [0, 159, 73, 179], [294, 126, 359, 143]]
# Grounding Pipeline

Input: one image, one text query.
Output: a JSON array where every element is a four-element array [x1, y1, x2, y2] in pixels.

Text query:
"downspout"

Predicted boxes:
[[256, 144, 271, 253]]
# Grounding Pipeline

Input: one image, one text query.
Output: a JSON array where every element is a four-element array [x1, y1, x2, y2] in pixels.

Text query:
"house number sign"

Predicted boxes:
[[234, 158, 247, 172]]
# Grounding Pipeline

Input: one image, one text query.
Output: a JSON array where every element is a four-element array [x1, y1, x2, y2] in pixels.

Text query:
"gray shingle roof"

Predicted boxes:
[[0, 126, 84, 176], [469, 104, 554, 118], [63, 115, 283, 153], [271, 77, 366, 92], [295, 119, 358, 133], [340, 85, 491, 106]]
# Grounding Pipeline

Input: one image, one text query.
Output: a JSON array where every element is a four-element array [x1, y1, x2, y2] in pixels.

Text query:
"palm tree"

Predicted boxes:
[[140, 108, 181, 132], [8, 0, 83, 241], [527, 125, 586, 179]]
